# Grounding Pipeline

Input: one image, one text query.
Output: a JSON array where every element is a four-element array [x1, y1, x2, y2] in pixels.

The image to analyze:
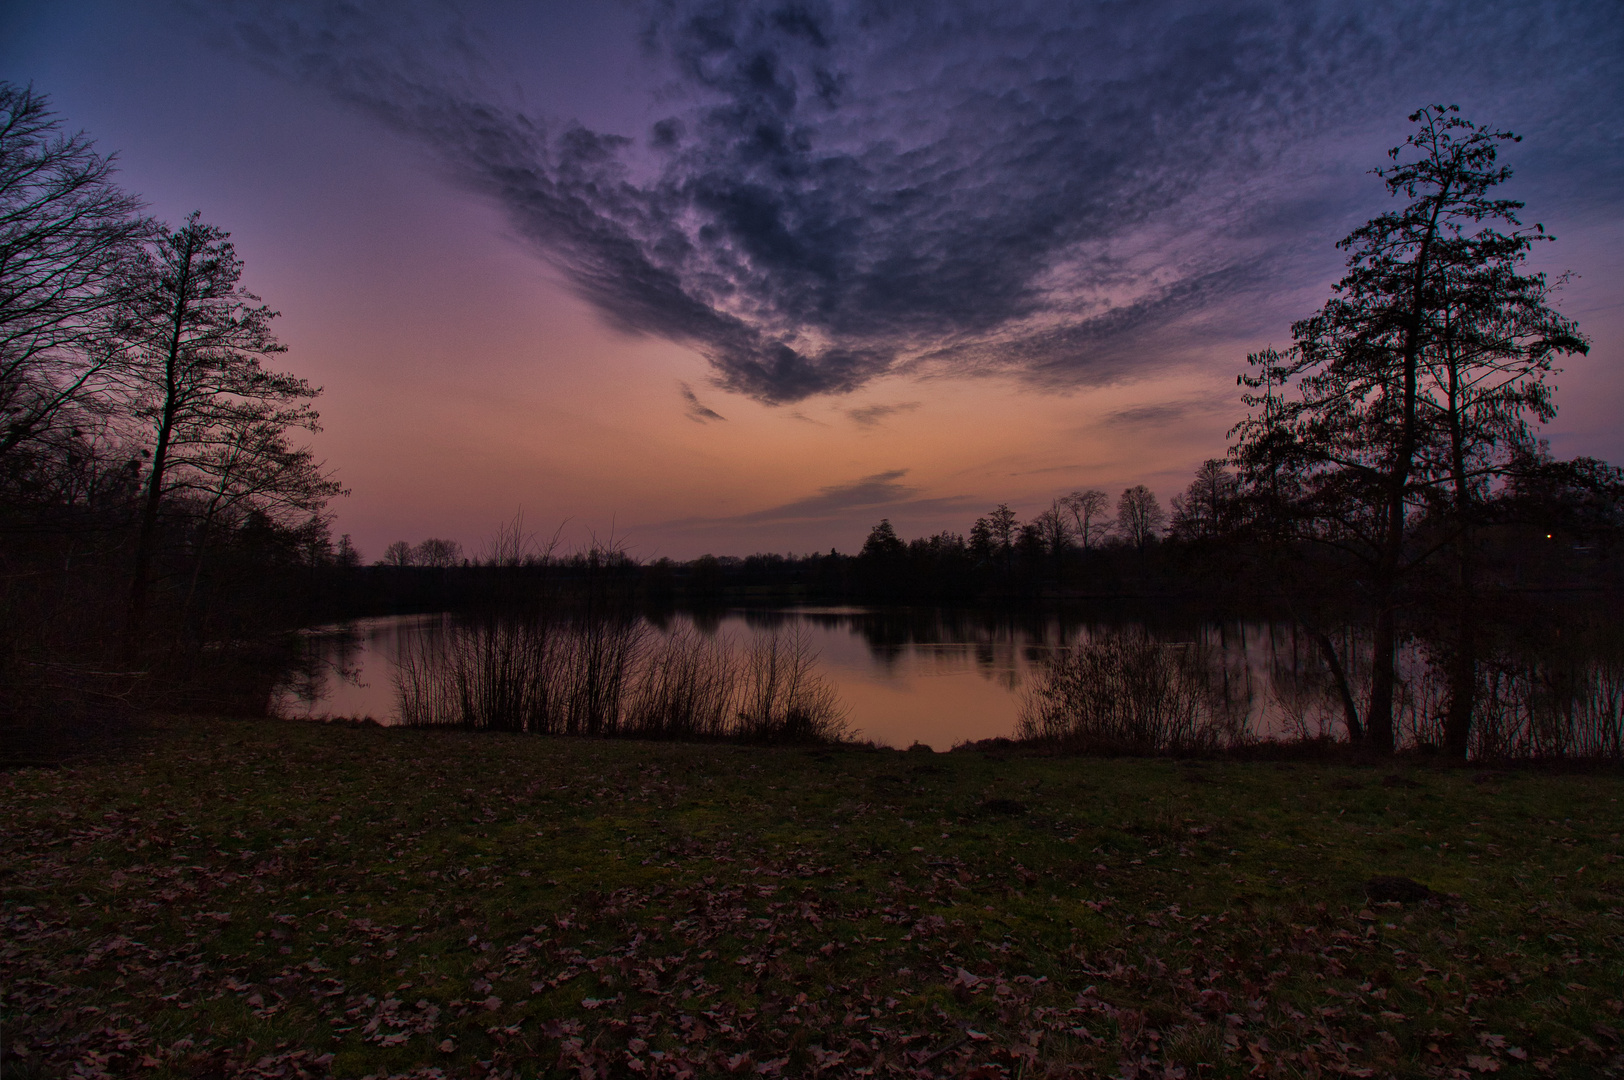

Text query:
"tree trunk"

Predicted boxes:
[[1366, 602, 1398, 753], [1312, 628, 1364, 744], [121, 236, 195, 664], [1442, 348, 1477, 761], [122, 406, 174, 663], [1364, 182, 1449, 753], [176, 505, 218, 655], [1442, 567, 1477, 759]]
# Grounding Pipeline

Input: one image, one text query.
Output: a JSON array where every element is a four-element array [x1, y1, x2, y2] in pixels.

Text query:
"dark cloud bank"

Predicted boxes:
[[207, 1, 1621, 404]]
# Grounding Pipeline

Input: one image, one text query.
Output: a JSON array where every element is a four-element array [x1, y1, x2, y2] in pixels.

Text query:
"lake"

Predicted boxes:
[[272, 607, 1339, 748]]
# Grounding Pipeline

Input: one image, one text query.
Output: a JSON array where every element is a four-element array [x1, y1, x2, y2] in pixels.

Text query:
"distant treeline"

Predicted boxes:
[[349, 463, 1621, 614]]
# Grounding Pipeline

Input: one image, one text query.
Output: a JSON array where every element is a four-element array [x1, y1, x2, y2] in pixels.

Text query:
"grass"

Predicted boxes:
[[2, 717, 1621, 1079]]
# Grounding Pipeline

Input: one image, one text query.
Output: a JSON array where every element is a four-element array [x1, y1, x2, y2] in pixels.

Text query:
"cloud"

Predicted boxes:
[[1102, 398, 1233, 427], [678, 381, 725, 423], [206, 0, 1624, 403], [847, 401, 920, 428], [739, 469, 917, 522], [1008, 464, 1085, 477], [650, 468, 976, 534]]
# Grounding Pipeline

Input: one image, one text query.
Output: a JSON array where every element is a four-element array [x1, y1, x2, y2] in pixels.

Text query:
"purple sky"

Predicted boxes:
[[5, 0, 1621, 560]]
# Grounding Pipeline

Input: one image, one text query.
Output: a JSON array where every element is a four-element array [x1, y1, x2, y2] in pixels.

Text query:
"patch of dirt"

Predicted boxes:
[[1364, 875, 1439, 903]]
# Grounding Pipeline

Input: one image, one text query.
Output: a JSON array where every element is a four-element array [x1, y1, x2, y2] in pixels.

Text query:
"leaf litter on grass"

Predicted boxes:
[[2, 716, 1622, 1078]]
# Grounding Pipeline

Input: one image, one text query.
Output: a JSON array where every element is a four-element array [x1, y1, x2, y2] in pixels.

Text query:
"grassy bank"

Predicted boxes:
[[2, 718, 1621, 1078]]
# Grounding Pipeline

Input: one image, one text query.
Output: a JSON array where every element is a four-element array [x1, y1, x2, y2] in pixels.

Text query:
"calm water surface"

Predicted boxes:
[[273, 608, 1311, 748]]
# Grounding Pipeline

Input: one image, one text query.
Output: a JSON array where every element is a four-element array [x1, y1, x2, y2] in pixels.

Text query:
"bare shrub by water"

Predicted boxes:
[[396, 616, 847, 743], [1016, 627, 1238, 752], [623, 627, 739, 738], [393, 614, 569, 732], [735, 627, 850, 743], [559, 615, 646, 735]]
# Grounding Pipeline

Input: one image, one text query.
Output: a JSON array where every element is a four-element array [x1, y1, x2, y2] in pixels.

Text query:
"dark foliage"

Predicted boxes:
[[0, 86, 344, 732]]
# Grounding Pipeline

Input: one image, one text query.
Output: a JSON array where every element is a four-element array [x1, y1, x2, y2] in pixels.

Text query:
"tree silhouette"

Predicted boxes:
[[1060, 489, 1112, 550], [1116, 485, 1165, 550], [860, 518, 905, 560], [968, 516, 994, 564], [0, 84, 148, 470], [1234, 106, 1589, 754], [1170, 460, 1238, 542], [120, 214, 323, 657], [176, 412, 344, 632], [985, 503, 1019, 572], [382, 541, 415, 567], [415, 538, 463, 568]]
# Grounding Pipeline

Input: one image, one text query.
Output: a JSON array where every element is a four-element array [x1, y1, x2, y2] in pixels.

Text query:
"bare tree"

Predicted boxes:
[[1060, 489, 1112, 550], [381, 541, 414, 567], [177, 413, 345, 626], [0, 84, 149, 468], [483, 508, 563, 567], [987, 504, 1019, 551], [120, 213, 322, 655], [1032, 501, 1072, 585], [1169, 459, 1238, 541], [737, 626, 848, 742], [414, 537, 463, 567], [1034, 502, 1072, 556], [1116, 485, 1166, 550]]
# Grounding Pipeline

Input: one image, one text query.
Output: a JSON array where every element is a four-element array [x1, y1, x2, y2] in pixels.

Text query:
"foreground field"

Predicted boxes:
[[2, 718, 1621, 1079]]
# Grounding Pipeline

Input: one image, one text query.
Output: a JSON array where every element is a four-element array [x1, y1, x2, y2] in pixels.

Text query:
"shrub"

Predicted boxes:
[[1016, 626, 1232, 753], [396, 616, 847, 743]]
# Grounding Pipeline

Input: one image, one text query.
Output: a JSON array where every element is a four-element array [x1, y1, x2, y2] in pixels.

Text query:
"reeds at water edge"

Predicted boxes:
[[394, 616, 848, 743]]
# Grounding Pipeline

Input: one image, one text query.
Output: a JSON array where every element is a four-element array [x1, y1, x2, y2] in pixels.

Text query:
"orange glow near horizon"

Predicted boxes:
[[8, 1, 1620, 565]]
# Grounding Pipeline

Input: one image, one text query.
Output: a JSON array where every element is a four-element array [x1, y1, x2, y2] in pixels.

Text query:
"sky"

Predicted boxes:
[[4, 0, 1621, 561]]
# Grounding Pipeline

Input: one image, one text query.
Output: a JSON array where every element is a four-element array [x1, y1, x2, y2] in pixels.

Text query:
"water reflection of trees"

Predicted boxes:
[[277, 605, 1624, 757], [782, 605, 1624, 757], [274, 624, 365, 712]]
